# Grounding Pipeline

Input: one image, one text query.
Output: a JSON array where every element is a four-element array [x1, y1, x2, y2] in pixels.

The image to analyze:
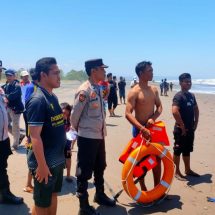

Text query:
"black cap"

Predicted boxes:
[[0, 60, 6, 70], [85, 59, 108, 70], [5, 69, 16, 76]]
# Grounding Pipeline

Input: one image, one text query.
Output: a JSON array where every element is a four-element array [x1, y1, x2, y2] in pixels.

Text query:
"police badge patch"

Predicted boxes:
[[79, 94, 86, 102]]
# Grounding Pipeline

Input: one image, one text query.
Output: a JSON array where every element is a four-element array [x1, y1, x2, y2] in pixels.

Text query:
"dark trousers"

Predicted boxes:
[[0, 138, 12, 190], [76, 136, 106, 198]]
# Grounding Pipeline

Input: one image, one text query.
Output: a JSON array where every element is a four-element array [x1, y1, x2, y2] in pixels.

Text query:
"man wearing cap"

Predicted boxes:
[[1, 69, 24, 150], [20, 70, 31, 105], [71, 59, 116, 215], [0, 64, 24, 204]]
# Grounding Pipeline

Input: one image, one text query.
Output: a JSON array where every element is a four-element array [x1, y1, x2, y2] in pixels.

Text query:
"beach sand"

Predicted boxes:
[[0, 81, 215, 215]]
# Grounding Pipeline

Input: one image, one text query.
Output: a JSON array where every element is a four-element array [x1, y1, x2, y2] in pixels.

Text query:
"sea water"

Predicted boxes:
[[161, 79, 215, 94]]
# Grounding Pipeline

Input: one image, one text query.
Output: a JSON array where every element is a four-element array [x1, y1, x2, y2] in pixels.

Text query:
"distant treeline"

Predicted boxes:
[[62, 70, 88, 81], [0, 69, 88, 82]]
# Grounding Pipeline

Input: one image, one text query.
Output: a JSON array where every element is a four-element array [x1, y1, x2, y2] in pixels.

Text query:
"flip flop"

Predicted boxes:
[[23, 187, 34, 193]]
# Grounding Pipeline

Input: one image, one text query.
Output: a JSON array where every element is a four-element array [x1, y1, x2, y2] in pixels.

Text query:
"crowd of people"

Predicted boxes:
[[159, 79, 174, 96], [0, 58, 200, 215]]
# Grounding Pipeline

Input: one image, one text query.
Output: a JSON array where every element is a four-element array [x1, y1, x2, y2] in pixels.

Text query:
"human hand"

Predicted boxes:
[[180, 124, 186, 136], [35, 165, 52, 184], [140, 127, 151, 141], [146, 118, 155, 128]]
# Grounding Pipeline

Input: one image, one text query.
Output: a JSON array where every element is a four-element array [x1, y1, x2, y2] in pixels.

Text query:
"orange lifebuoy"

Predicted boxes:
[[121, 143, 174, 203], [119, 121, 170, 165]]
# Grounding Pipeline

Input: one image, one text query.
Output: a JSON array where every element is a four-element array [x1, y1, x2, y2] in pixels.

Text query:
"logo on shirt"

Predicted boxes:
[[51, 113, 64, 127], [50, 103, 54, 111]]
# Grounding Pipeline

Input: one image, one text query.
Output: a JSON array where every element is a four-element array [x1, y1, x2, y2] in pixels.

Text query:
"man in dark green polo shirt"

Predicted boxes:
[[26, 57, 66, 215]]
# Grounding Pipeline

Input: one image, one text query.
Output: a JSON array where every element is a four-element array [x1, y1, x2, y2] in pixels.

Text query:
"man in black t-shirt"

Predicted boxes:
[[172, 73, 199, 181], [26, 58, 66, 215], [107, 73, 118, 116], [118, 76, 126, 104]]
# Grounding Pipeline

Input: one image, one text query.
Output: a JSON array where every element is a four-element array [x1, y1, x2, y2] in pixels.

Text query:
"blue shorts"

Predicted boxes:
[[132, 126, 140, 138]]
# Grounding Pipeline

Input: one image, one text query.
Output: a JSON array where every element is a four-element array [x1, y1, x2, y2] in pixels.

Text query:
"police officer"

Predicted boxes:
[[1, 69, 24, 150], [0, 63, 23, 204], [71, 59, 116, 215]]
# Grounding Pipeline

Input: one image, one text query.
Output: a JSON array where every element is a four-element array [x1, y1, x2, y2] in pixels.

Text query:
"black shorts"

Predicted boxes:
[[108, 96, 118, 110], [119, 91, 125, 99], [32, 164, 64, 208], [173, 127, 194, 156]]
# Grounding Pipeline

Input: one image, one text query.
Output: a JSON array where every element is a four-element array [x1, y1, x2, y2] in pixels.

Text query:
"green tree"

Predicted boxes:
[[64, 70, 87, 81]]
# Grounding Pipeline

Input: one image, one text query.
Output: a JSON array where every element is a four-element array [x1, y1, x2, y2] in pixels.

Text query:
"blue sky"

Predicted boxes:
[[1, 0, 215, 79]]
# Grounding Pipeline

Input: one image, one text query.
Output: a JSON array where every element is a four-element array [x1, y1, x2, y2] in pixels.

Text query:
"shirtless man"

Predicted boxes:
[[125, 61, 162, 190]]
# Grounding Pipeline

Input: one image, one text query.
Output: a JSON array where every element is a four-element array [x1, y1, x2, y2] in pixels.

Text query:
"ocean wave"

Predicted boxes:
[[156, 78, 215, 86]]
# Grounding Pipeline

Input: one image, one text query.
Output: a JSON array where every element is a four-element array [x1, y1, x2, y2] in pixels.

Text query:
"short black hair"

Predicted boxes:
[[35, 57, 57, 81], [113, 76, 116, 80], [135, 61, 152, 77], [60, 102, 72, 113], [86, 68, 91, 76], [107, 73, 112, 78], [29, 68, 37, 81], [179, 73, 191, 82]]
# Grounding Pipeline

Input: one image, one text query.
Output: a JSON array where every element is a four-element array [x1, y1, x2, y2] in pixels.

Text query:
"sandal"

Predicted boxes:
[[23, 186, 34, 193]]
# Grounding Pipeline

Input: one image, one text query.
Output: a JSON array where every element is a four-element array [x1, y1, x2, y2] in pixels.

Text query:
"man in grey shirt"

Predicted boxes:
[[0, 63, 23, 204]]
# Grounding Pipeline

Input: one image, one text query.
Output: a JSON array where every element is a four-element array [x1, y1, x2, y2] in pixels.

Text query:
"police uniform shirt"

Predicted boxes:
[[26, 87, 66, 170], [0, 95, 9, 141], [71, 80, 106, 139], [173, 91, 197, 129]]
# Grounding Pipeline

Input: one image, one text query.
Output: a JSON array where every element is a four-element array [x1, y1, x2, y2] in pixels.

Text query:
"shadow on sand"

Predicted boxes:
[[0, 202, 31, 215], [97, 204, 128, 215], [13, 145, 27, 155], [186, 173, 212, 186], [59, 176, 95, 196], [127, 195, 183, 215]]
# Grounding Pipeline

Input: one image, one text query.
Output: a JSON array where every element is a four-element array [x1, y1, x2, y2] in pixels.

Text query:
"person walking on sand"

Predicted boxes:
[[170, 82, 173, 91], [71, 59, 116, 215], [107, 73, 118, 117], [118, 76, 126, 104], [125, 61, 162, 190], [160, 79, 164, 96], [172, 73, 200, 180], [26, 57, 66, 215]]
